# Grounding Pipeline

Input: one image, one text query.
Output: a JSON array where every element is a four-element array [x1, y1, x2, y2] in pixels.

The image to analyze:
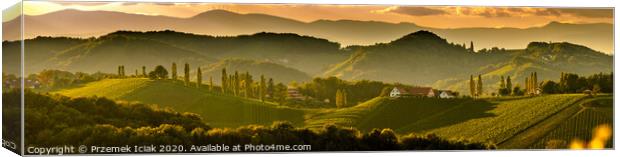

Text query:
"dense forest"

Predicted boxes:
[[3, 90, 494, 152]]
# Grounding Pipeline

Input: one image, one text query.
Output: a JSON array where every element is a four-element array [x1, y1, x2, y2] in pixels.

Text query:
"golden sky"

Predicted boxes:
[[20, 1, 614, 28]]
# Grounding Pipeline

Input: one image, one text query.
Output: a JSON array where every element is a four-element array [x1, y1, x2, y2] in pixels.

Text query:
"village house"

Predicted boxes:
[[438, 90, 456, 99], [286, 86, 305, 100], [389, 87, 435, 98], [389, 87, 456, 99], [3, 79, 41, 89]]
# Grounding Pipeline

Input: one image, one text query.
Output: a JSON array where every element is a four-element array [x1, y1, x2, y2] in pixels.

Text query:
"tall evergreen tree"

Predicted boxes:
[[469, 75, 475, 96], [229, 75, 234, 95], [209, 76, 213, 91], [221, 68, 227, 93], [525, 77, 530, 94], [506, 76, 512, 94], [118, 65, 125, 78], [184, 63, 190, 86], [171, 62, 177, 80], [142, 66, 146, 77], [335, 89, 343, 108], [477, 74, 483, 96], [469, 41, 475, 52], [500, 76, 506, 89], [135, 69, 138, 77], [343, 89, 348, 107], [196, 67, 202, 88], [234, 71, 240, 96], [259, 75, 266, 102], [267, 78, 275, 99], [533, 72, 538, 92]]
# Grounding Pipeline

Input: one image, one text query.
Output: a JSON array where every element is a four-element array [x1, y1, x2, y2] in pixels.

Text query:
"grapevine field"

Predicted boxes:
[[528, 95, 613, 149]]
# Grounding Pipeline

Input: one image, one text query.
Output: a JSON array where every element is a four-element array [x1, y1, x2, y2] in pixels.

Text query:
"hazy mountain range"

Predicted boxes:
[[2, 9, 613, 54], [2, 29, 612, 94]]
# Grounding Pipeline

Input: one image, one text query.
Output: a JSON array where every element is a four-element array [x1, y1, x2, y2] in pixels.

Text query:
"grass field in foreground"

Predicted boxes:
[[56, 78, 308, 128]]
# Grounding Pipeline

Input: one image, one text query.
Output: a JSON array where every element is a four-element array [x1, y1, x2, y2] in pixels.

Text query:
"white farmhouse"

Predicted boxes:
[[439, 91, 456, 99]]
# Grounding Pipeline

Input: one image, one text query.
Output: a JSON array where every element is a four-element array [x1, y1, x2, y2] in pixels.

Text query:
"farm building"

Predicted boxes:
[[389, 87, 437, 98], [438, 90, 456, 98], [286, 86, 304, 100]]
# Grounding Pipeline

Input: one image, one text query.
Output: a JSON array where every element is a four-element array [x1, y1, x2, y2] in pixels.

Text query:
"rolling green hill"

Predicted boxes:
[[433, 42, 613, 94], [305, 94, 587, 145], [2, 37, 85, 75], [106, 30, 349, 75], [55, 78, 307, 128], [46, 34, 214, 74]]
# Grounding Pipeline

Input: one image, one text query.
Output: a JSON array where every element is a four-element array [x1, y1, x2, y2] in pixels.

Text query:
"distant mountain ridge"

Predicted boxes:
[[3, 9, 613, 53]]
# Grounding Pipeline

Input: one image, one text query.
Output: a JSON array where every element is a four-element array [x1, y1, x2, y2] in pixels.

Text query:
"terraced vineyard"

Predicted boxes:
[[56, 78, 308, 128], [306, 94, 586, 145], [529, 96, 613, 149]]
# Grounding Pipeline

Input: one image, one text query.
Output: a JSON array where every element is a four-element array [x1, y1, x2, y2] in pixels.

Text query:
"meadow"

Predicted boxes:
[[56, 78, 308, 128]]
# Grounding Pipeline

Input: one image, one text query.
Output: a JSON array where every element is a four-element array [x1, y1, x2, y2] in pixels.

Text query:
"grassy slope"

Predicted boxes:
[[306, 94, 586, 145], [55, 78, 307, 128]]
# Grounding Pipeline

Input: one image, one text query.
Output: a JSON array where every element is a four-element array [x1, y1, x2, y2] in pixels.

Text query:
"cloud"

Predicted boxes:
[[551, 8, 613, 18], [373, 6, 448, 16], [52, 1, 110, 6], [451, 7, 611, 18]]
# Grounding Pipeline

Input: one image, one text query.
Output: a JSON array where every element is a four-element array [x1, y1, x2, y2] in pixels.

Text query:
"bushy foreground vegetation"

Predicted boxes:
[[5, 90, 494, 151]]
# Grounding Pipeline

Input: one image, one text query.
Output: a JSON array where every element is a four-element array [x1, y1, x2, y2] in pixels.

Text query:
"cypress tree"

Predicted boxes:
[[142, 66, 146, 77], [234, 71, 240, 96], [135, 69, 138, 77], [244, 72, 252, 98], [209, 76, 213, 91], [477, 74, 483, 96], [221, 68, 227, 93], [343, 89, 348, 107], [267, 78, 274, 98], [500, 76, 505, 89], [335, 89, 343, 108], [260, 75, 266, 102], [470, 75, 476, 96], [196, 67, 202, 88], [525, 77, 530, 94], [506, 76, 512, 93], [469, 41, 475, 52], [171, 62, 177, 80], [533, 72, 538, 92], [184, 63, 190, 86]]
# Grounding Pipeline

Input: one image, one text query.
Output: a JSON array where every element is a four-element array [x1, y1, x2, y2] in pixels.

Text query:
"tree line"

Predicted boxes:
[[119, 63, 289, 104], [297, 77, 404, 108], [541, 72, 612, 94], [492, 72, 612, 96], [10, 90, 494, 151]]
